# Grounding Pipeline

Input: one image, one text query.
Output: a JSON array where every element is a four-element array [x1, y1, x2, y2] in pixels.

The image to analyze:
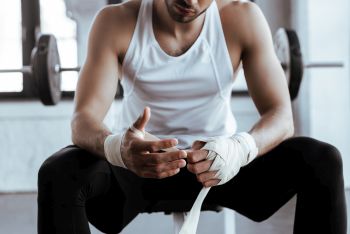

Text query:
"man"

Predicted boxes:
[[37, 0, 347, 233]]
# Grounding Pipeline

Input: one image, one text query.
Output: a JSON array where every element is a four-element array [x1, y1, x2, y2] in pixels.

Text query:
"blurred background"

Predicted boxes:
[[0, 0, 349, 233]]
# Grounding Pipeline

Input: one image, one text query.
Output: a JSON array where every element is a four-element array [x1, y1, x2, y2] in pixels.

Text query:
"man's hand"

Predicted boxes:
[[188, 133, 259, 188], [121, 107, 187, 179], [187, 141, 220, 188]]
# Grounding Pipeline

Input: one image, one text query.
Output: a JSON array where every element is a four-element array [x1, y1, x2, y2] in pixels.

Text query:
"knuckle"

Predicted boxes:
[[169, 140, 176, 148], [188, 155, 196, 163], [129, 139, 137, 149], [196, 174, 204, 182], [168, 162, 176, 170], [192, 165, 201, 174], [178, 160, 185, 168], [163, 141, 171, 149], [150, 144, 158, 152], [154, 164, 163, 173], [187, 163, 194, 172], [173, 161, 182, 170], [154, 156, 162, 163], [147, 155, 156, 163], [194, 154, 203, 162], [168, 170, 178, 177], [179, 150, 187, 158]]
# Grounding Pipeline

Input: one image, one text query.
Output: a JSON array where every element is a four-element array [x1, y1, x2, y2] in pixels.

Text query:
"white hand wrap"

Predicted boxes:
[[203, 132, 259, 185], [104, 133, 127, 168], [179, 132, 258, 234]]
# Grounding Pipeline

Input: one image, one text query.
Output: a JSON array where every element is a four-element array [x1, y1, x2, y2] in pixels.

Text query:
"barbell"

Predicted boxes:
[[274, 28, 344, 100], [0, 28, 344, 105]]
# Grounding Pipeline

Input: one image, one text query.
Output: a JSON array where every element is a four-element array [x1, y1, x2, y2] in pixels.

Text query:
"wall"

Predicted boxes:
[[291, 0, 350, 187], [255, 0, 292, 33], [256, 0, 350, 188]]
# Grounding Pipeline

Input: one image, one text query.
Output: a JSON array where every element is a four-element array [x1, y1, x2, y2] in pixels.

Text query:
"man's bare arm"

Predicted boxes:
[[71, 7, 120, 158], [70, 4, 186, 178], [240, 2, 294, 155]]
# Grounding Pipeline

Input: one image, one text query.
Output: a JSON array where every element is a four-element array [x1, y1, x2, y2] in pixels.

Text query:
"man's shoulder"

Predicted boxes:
[[96, 0, 141, 28], [219, 0, 262, 23], [218, 0, 267, 48]]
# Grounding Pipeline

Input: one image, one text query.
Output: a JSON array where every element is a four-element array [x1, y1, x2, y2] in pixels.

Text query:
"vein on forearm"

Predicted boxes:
[[71, 113, 112, 158], [248, 107, 294, 156]]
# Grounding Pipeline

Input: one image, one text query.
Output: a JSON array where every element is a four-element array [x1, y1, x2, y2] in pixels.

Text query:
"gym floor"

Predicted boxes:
[[0, 190, 349, 234]]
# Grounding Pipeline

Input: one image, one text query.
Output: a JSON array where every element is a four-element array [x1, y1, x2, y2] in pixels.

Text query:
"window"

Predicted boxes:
[[0, 0, 248, 98], [0, 0, 23, 92], [40, 0, 78, 92]]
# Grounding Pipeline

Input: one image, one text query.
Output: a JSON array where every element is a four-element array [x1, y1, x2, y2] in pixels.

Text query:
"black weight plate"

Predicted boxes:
[[32, 34, 62, 105], [274, 28, 304, 101]]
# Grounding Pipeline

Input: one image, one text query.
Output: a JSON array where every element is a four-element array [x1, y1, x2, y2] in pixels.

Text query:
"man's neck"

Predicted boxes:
[[153, 0, 206, 39]]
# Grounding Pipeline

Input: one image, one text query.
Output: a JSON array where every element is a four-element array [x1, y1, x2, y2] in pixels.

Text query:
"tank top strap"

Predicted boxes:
[[203, 1, 234, 96], [121, 0, 153, 97]]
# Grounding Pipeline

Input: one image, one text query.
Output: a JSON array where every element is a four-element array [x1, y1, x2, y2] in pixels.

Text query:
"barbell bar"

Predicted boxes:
[[281, 62, 344, 70], [0, 67, 32, 73], [304, 62, 344, 69], [54, 66, 81, 73], [0, 28, 345, 105], [0, 66, 80, 74]]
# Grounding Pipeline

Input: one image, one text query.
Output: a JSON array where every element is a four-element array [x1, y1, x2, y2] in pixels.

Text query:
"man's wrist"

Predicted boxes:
[[231, 132, 259, 165], [104, 132, 127, 168]]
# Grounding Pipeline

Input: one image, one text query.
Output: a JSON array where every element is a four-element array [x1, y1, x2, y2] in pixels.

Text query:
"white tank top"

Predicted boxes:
[[114, 0, 237, 149]]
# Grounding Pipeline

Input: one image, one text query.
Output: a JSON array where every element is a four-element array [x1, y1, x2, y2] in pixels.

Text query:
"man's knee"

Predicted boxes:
[[38, 145, 79, 182], [38, 145, 111, 206], [286, 137, 344, 184], [315, 142, 343, 181], [38, 146, 81, 199], [37, 145, 102, 192], [283, 137, 342, 169]]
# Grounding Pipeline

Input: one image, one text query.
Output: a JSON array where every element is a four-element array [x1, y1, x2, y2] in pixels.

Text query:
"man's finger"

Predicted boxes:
[[187, 159, 213, 174], [196, 170, 217, 183], [191, 140, 206, 150], [133, 106, 151, 131], [146, 159, 186, 174], [157, 168, 181, 179], [203, 179, 221, 188], [145, 150, 187, 164], [141, 168, 181, 179], [187, 149, 208, 163], [133, 138, 178, 152]]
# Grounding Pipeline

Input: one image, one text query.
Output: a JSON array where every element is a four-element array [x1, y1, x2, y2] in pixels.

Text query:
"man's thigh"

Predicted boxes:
[[138, 137, 302, 215], [206, 136, 323, 222], [120, 137, 329, 219]]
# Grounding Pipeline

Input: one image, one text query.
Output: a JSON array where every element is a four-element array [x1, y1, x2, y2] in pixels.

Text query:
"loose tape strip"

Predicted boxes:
[[128, 127, 259, 234], [129, 126, 202, 233]]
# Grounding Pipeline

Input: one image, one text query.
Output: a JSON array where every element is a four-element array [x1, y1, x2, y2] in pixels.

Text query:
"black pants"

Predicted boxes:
[[37, 137, 347, 234]]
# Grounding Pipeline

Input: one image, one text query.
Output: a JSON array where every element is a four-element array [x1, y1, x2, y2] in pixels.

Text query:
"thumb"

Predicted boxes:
[[133, 106, 151, 132]]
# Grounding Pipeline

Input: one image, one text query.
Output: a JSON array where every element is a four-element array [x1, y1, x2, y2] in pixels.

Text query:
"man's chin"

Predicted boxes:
[[170, 13, 198, 23], [174, 18, 196, 23]]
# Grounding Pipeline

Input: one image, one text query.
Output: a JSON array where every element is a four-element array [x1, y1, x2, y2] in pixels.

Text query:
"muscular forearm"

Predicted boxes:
[[248, 107, 294, 156], [71, 112, 112, 158]]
